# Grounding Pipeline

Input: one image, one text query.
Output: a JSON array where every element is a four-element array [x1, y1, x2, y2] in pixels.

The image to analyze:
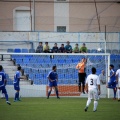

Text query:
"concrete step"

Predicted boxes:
[[0, 60, 30, 85], [0, 55, 11, 60], [5, 72, 16, 76], [0, 60, 14, 65], [8, 76, 14, 79], [3, 66, 17, 70], [20, 80, 31, 85]]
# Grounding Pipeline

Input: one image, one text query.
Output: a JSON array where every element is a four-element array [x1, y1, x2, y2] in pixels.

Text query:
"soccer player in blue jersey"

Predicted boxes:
[[47, 65, 60, 99], [0, 65, 11, 105], [107, 64, 117, 99], [14, 66, 25, 102]]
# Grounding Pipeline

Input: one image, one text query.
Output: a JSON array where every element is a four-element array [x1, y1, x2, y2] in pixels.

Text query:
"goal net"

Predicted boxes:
[[0, 53, 110, 98]]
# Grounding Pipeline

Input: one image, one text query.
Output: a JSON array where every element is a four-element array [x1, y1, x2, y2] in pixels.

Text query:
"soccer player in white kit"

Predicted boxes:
[[84, 67, 101, 112], [115, 69, 120, 101]]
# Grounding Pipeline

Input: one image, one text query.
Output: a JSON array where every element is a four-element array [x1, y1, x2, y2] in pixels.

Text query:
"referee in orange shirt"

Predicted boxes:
[[76, 58, 87, 94]]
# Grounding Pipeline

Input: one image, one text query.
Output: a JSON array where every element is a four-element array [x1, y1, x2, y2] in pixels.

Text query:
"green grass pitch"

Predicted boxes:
[[0, 97, 120, 120]]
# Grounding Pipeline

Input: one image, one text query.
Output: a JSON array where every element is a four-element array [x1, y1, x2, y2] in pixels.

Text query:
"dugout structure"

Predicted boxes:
[[0, 53, 110, 98]]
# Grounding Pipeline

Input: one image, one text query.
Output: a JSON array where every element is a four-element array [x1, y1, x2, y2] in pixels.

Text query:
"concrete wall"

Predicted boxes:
[[0, 1, 120, 32], [6, 85, 114, 98]]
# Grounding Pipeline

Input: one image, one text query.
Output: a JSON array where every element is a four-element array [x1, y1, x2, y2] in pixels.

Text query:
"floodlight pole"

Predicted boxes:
[[33, 0, 35, 31], [105, 25, 107, 53], [30, 0, 32, 31]]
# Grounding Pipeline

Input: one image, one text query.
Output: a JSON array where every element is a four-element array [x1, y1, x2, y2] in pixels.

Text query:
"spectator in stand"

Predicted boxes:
[[80, 43, 87, 53], [52, 43, 59, 53], [43, 42, 50, 53], [36, 42, 43, 53], [65, 41, 72, 53], [59, 44, 65, 53], [73, 43, 79, 53]]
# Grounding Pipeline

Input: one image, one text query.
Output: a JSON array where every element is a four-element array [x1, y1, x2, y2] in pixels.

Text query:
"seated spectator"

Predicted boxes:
[[73, 43, 79, 53], [52, 43, 59, 53], [80, 43, 87, 53], [43, 42, 50, 53], [36, 42, 43, 53], [59, 44, 65, 53], [99, 70, 106, 84], [65, 41, 72, 53]]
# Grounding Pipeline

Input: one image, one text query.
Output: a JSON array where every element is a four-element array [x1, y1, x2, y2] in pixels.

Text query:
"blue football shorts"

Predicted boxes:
[[0, 86, 7, 93], [14, 84, 20, 91], [49, 81, 57, 87], [108, 81, 116, 88]]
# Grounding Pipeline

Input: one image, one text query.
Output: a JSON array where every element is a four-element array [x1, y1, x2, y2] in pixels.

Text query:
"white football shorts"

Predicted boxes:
[[88, 88, 99, 101], [118, 78, 120, 87]]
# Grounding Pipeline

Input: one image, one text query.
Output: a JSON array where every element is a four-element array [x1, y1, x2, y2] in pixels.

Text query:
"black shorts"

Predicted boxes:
[[78, 73, 86, 86]]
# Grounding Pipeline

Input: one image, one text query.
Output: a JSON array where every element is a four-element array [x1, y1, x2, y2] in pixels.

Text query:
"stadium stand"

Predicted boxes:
[[22, 49, 28, 53], [14, 48, 21, 53], [87, 49, 91, 53], [91, 49, 97, 53], [4, 53, 120, 85], [29, 49, 35, 53], [112, 49, 119, 54], [7, 48, 14, 53], [106, 49, 111, 53], [6, 54, 107, 85], [5, 46, 120, 85]]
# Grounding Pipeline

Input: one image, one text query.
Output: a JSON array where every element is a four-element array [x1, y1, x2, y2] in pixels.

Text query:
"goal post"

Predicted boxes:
[[0, 52, 110, 98]]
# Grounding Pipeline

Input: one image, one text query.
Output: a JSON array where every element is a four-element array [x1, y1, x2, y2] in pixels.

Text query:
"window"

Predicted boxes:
[[57, 26, 66, 32], [13, 6, 31, 31]]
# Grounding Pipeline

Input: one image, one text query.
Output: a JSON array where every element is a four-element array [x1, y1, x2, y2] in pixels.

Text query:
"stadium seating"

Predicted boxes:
[[29, 49, 35, 53], [7, 48, 14, 52], [87, 49, 91, 53], [112, 49, 119, 54], [106, 49, 111, 53], [22, 49, 28, 53], [91, 49, 97, 53], [58, 59, 65, 64], [14, 48, 21, 53], [7, 53, 120, 85]]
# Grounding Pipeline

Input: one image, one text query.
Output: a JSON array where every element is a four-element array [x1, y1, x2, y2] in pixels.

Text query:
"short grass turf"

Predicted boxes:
[[0, 97, 120, 120]]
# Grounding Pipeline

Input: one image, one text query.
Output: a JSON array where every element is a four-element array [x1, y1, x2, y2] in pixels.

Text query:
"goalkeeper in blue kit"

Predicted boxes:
[[47, 66, 60, 99]]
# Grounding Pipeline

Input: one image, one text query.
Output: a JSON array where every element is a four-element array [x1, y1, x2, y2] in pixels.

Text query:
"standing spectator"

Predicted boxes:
[[52, 43, 59, 53], [80, 43, 87, 53], [73, 43, 79, 53], [36, 42, 43, 53], [59, 44, 65, 53], [76, 58, 87, 94], [65, 41, 72, 53], [84, 67, 101, 112], [0, 65, 11, 105], [43, 42, 50, 53], [99, 70, 106, 85]]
